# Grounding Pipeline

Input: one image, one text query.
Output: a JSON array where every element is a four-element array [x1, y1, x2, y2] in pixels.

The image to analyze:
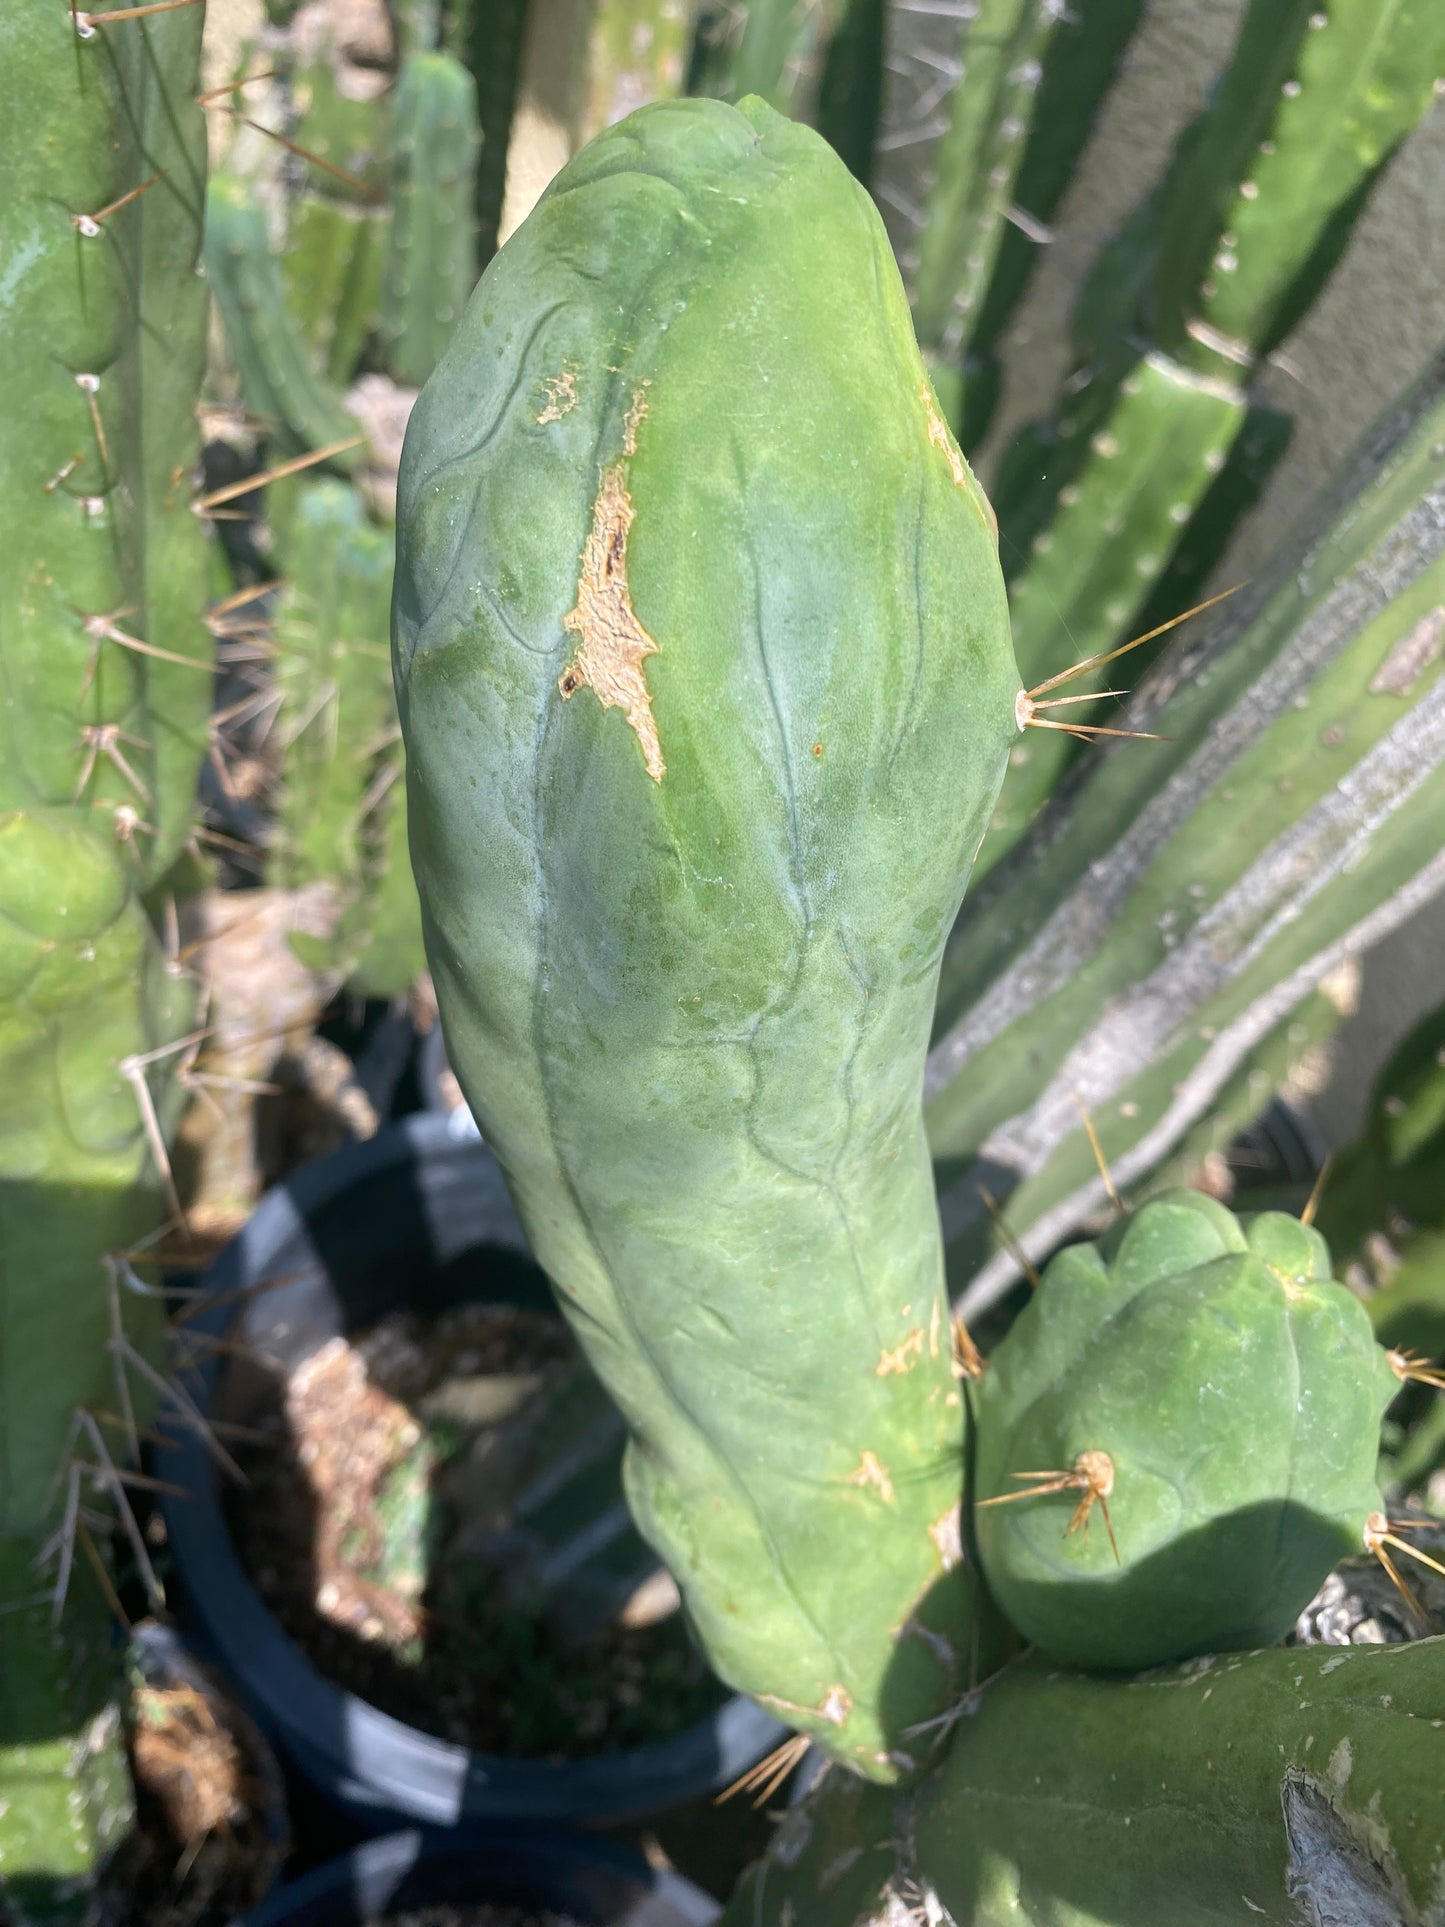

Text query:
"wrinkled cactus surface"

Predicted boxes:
[[395, 94, 1020, 1776]]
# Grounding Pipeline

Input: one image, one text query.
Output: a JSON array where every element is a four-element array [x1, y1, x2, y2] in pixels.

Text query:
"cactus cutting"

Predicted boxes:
[[971, 1191, 1402, 1671], [395, 93, 1020, 1778]]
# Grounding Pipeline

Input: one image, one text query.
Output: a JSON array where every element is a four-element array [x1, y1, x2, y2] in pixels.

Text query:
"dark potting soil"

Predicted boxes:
[[226, 1302, 723, 1758]]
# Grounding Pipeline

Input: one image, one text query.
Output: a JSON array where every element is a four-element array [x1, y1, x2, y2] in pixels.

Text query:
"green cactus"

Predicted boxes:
[[978, 0, 1445, 862], [1142, 982, 1336, 1206], [929, 346, 1445, 1315], [971, 1192, 1400, 1671], [283, 196, 388, 387], [395, 94, 1020, 1777], [906, 0, 1061, 371], [689, 0, 833, 117], [271, 479, 424, 990], [0, 0, 212, 1906], [379, 53, 481, 386], [724, 1637, 1445, 1926], [956, 0, 1146, 449], [580, 0, 690, 145], [205, 173, 363, 463], [1317, 999, 1445, 1270], [291, 50, 392, 204]]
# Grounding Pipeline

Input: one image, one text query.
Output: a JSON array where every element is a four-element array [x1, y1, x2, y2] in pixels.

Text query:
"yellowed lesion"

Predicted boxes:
[[559, 459, 665, 782], [622, 382, 651, 454], [920, 380, 998, 542], [819, 1685, 852, 1725], [535, 366, 579, 424], [929, 1500, 962, 1571], [846, 1450, 895, 1503], [756, 1684, 854, 1728], [875, 1328, 925, 1377]]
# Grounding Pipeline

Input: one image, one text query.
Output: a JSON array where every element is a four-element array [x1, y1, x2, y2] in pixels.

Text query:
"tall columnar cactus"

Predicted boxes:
[[395, 95, 1020, 1776], [443, 0, 527, 261], [723, 1637, 1445, 1925], [928, 346, 1445, 1314], [980, 0, 1445, 863], [690, 0, 839, 119], [271, 479, 424, 993], [380, 52, 482, 387], [0, 0, 211, 1913], [903, 0, 1061, 374], [205, 174, 363, 463], [949, 0, 1145, 447]]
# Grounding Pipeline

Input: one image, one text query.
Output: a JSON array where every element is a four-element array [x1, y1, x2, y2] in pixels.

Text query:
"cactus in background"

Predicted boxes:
[[972, 1192, 1399, 1671], [980, 0, 1445, 864], [1317, 999, 1445, 1271], [580, 0, 690, 144], [928, 346, 1445, 1317], [379, 53, 481, 386], [396, 95, 1020, 1777], [206, 174, 363, 462], [1141, 981, 1336, 1205], [724, 1637, 1445, 1925], [904, 0, 1061, 379], [0, 0, 212, 1912], [283, 194, 388, 387], [443, 0, 528, 261], [1316, 1000, 1445, 1507], [291, 48, 392, 204], [271, 479, 423, 991], [689, 0, 835, 118], [952, 0, 1145, 448]]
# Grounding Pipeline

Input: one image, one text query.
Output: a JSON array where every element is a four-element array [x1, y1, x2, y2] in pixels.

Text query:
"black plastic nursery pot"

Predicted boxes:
[[157, 1113, 783, 1830], [236, 1827, 719, 1926]]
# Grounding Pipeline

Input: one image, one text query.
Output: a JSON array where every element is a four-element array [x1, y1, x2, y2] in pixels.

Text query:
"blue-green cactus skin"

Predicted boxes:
[[724, 1637, 1445, 1927], [971, 1192, 1399, 1671], [395, 96, 1020, 1776]]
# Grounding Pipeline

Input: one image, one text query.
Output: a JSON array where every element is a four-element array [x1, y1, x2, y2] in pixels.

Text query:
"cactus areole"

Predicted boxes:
[[394, 96, 1020, 1777], [972, 1192, 1400, 1671]]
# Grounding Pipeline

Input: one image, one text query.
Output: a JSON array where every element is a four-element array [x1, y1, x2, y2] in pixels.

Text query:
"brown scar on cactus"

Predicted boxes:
[[875, 1328, 926, 1376], [920, 381, 995, 540], [847, 1450, 896, 1502], [535, 367, 579, 425], [559, 464, 665, 781], [1015, 583, 1244, 742], [928, 1500, 962, 1569], [622, 382, 650, 455], [978, 1450, 1120, 1563]]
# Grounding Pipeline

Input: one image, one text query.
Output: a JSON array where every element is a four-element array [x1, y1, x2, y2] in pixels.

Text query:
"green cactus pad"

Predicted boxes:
[[728, 1637, 1445, 1927], [972, 1191, 1399, 1671], [395, 95, 1020, 1776]]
